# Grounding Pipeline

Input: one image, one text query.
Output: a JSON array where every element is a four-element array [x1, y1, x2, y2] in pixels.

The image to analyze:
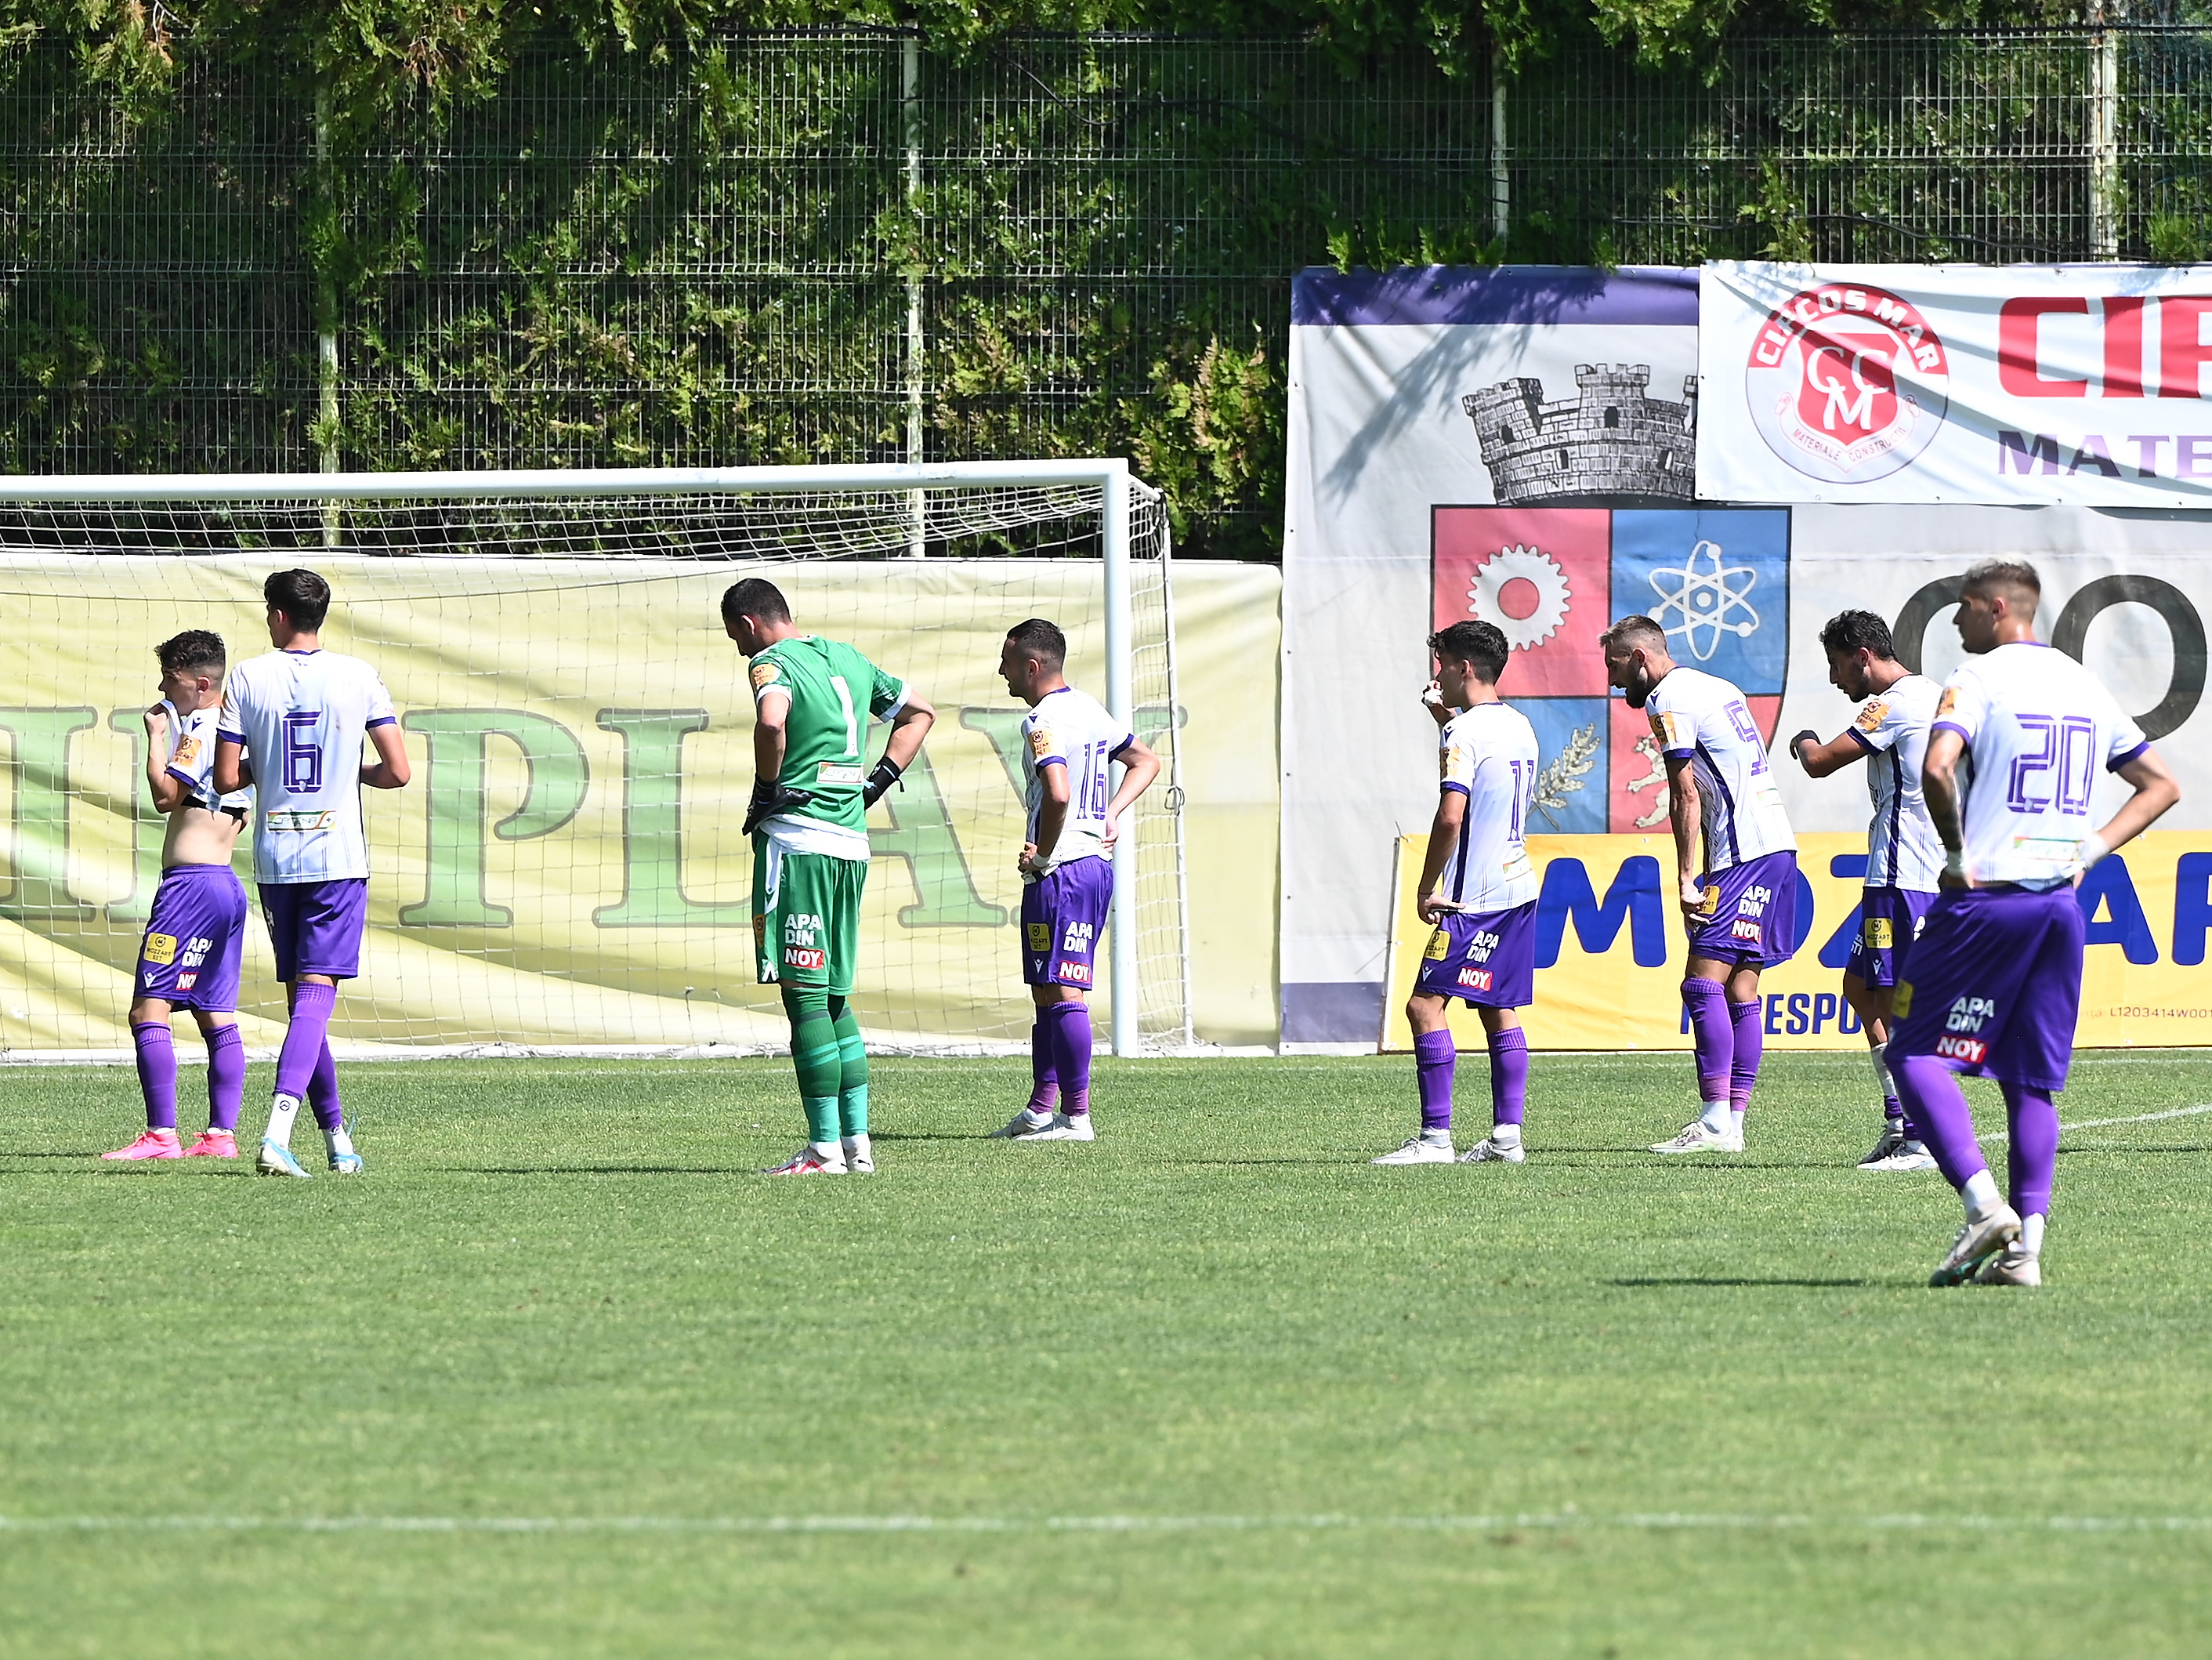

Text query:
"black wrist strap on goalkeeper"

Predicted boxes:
[[862, 755, 906, 807]]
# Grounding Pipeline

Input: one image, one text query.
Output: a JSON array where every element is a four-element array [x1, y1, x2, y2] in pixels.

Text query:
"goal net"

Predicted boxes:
[[0, 462, 1193, 1060]]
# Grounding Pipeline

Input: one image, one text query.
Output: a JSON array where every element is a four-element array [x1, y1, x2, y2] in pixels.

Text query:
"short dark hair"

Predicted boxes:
[[1005, 618, 1067, 669], [1428, 619, 1509, 685], [1818, 609, 1898, 661], [1961, 559, 2042, 605], [1600, 614, 1667, 655], [264, 569, 331, 629], [157, 629, 226, 676], [721, 577, 791, 625]]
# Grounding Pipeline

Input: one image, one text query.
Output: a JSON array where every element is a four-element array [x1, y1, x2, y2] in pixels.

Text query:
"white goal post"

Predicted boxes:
[[0, 460, 1193, 1060]]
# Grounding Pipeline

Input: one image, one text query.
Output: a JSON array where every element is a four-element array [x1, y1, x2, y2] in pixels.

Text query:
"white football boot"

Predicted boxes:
[[1371, 1132, 1454, 1165], [1458, 1135, 1526, 1164], [1015, 1111, 1095, 1142], [1929, 1205, 2022, 1286], [1862, 1139, 1939, 1173], [765, 1144, 848, 1176], [1858, 1121, 1909, 1167], [1974, 1243, 2042, 1287], [1650, 1119, 1743, 1154], [990, 1108, 1055, 1139], [842, 1133, 874, 1174]]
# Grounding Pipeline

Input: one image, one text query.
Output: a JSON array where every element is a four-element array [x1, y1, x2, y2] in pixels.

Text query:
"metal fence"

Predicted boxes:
[[4, 28, 2210, 555]]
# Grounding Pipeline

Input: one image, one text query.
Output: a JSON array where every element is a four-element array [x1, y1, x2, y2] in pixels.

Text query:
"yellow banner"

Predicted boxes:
[[1383, 831, 2212, 1052], [0, 556, 1280, 1052]]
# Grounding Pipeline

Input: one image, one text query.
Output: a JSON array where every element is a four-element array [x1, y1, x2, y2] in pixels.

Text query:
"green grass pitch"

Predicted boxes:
[[3, 1050, 2209, 1658]]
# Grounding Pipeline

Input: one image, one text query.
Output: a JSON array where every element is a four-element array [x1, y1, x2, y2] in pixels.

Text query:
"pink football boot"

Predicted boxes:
[[103, 1129, 183, 1162], [184, 1129, 239, 1158]]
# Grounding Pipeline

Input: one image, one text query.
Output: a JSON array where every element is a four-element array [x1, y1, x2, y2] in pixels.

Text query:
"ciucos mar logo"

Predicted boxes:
[[1746, 283, 1950, 484]]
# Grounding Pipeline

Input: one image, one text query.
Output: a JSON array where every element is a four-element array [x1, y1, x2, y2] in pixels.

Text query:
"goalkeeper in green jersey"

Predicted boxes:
[[723, 578, 937, 1176]]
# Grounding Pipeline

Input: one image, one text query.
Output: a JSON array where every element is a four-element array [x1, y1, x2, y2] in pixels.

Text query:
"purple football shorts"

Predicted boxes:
[[259, 876, 369, 982], [135, 863, 248, 1012], [1845, 884, 1937, 989], [1412, 900, 1537, 1009], [1888, 883, 2083, 1093], [1021, 856, 1113, 990], [1686, 850, 1800, 966]]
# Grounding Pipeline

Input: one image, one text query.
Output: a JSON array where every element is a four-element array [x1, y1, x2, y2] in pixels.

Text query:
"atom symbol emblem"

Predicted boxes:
[[1647, 539, 1759, 661]]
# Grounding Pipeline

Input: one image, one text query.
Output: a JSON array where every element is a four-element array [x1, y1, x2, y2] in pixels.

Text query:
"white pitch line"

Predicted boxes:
[[1978, 1100, 2212, 1144], [2, 1512, 2208, 1536]]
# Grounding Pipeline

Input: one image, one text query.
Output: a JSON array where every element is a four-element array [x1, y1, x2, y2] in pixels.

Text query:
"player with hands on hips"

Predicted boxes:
[[1788, 609, 1944, 1173], [1376, 620, 1540, 1168], [991, 618, 1160, 1143]]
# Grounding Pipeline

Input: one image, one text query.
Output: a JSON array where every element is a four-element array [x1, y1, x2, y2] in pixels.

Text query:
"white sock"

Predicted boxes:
[[1700, 1098, 1732, 1133], [265, 1094, 300, 1148], [1962, 1169, 2004, 1221], [1022, 1106, 1053, 1125], [811, 1140, 843, 1162], [325, 1124, 355, 1158], [842, 1132, 871, 1158], [1491, 1122, 1522, 1147], [2020, 1213, 2046, 1256], [1866, 1039, 1893, 1100], [1419, 1126, 1453, 1144]]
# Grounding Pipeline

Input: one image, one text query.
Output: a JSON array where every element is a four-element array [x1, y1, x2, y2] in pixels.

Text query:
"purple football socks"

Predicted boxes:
[[1682, 977, 1732, 1101], [307, 1038, 344, 1133], [1026, 1020, 1060, 1115], [276, 980, 337, 1103], [1888, 1053, 1990, 1193], [132, 1023, 177, 1131], [1486, 1027, 1529, 1127], [1413, 1029, 1456, 1131], [2001, 1079, 2058, 1220], [204, 1022, 245, 1132], [1728, 998, 1764, 1113], [1043, 1000, 1092, 1117]]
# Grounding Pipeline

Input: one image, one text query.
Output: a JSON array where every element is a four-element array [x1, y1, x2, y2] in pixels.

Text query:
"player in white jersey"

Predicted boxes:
[[1788, 609, 1944, 1173], [1887, 561, 2176, 1288], [1374, 621, 1540, 1166], [214, 570, 411, 1179], [103, 632, 255, 1162], [990, 618, 1159, 1142], [1601, 614, 1798, 1155]]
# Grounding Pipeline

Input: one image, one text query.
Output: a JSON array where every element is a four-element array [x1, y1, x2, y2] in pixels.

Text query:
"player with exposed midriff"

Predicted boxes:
[[215, 569, 412, 1178], [1888, 560, 2178, 1288], [1788, 608, 1943, 1173], [102, 631, 255, 1162], [1373, 619, 1540, 1167], [1601, 614, 1800, 1155], [989, 618, 1160, 1143], [725, 577, 936, 1176]]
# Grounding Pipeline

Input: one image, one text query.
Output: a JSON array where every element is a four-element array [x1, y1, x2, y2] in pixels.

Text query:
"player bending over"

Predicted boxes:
[[1601, 615, 1799, 1155], [1887, 560, 2177, 1288], [1787, 610, 1942, 1173], [215, 570, 411, 1179], [989, 618, 1160, 1143], [1374, 620, 1539, 1166], [103, 632, 255, 1162], [726, 578, 936, 1176]]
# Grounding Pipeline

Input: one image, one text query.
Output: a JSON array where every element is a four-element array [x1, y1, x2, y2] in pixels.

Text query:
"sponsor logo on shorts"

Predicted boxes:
[[179, 935, 213, 970], [1062, 920, 1095, 955], [752, 915, 766, 941], [1863, 916, 1895, 948], [784, 946, 827, 970], [1730, 917, 1764, 943], [1055, 959, 1092, 984], [265, 809, 335, 832], [784, 912, 823, 948], [1935, 1033, 1989, 1064], [1463, 928, 1502, 963], [1696, 884, 1721, 919], [1894, 981, 1914, 1017], [143, 933, 178, 966], [176, 972, 198, 991], [1456, 966, 1494, 991], [1946, 995, 1995, 1034], [1423, 930, 1451, 962], [1026, 922, 1052, 951]]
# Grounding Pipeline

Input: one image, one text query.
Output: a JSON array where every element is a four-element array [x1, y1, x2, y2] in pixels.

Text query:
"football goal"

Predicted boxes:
[[0, 461, 1192, 1060]]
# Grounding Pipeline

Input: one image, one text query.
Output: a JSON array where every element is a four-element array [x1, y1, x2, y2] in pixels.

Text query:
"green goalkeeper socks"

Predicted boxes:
[[783, 987, 842, 1145], [831, 999, 868, 1136]]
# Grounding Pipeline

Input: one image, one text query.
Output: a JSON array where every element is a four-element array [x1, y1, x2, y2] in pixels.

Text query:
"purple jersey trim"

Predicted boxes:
[[2109, 741, 2149, 772], [1109, 732, 1136, 756], [165, 763, 201, 788], [365, 715, 397, 730], [1931, 719, 1972, 743], [1845, 727, 1877, 752], [1662, 746, 1696, 761], [217, 728, 245, 745], [1439, 781, 1471, 797], [1034, 752, 1068, 769], [1291, 265, 1699, 328]]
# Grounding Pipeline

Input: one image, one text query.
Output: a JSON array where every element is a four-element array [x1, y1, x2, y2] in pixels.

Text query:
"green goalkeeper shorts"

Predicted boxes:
[[753, 841, 867, 996]]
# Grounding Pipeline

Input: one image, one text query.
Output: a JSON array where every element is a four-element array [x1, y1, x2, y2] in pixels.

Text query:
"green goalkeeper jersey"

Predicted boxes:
[[748, 634, 907, 839]]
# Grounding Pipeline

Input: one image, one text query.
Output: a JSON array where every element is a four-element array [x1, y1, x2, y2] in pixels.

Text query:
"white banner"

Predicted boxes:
[[1700, 261, 2212, 506]]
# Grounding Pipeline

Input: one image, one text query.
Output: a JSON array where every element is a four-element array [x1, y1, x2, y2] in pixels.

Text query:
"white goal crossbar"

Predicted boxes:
[[0, 459, 1190, 1059]]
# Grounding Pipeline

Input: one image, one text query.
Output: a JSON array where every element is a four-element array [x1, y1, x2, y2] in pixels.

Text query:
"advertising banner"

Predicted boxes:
[[0, 557, 1281, 1053], [1382, 832, 2212, 1053], [1700, 261, 2212, 506]]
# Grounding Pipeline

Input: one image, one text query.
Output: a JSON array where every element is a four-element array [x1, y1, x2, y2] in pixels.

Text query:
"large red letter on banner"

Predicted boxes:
[[2159, 296, 2212, 399], [1997, 297, 2088, 397]]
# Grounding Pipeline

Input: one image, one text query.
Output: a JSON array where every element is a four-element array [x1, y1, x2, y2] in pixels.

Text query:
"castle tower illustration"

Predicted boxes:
[[1462, 364, 1697, 502]]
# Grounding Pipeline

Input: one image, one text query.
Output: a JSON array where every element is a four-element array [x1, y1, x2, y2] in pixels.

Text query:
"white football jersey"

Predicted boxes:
[[1434, 701, 1540, 913], [1847, 672, 1944, 891], [1021, 686, 1135, 879], [1936, 640, 2147, 888], [1646, 667, 1797, 872], [219, 649, 397, 883], [163, 702, 253, 816]]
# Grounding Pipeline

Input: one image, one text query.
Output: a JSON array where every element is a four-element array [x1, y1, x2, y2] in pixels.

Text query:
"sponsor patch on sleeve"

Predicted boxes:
[[1028, 727, 1053, 757], [1854, 700, 1888, 733], [1936, 687, 1958, 717], [172, 735, 201, 767], [750, 660, 782, 690], [1653, 710, 1687, 750]]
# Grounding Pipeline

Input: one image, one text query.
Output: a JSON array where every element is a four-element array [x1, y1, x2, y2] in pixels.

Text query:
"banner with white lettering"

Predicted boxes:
[[1698, 262, 2212, 506]]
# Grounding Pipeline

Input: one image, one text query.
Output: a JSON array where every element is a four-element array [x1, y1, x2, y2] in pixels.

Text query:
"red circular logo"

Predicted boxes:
[[1744, 284, 1950, 484]]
